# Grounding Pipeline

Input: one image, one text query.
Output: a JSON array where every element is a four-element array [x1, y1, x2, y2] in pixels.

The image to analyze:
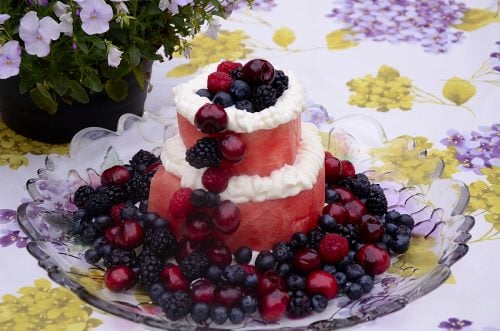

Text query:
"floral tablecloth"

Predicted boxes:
[[1, 0, 499, 330]]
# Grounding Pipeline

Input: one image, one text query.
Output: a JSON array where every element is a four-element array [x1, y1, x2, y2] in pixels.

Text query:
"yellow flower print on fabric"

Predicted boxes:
[[0, 121, 68, 169], [0, 278, 102, 331], [347, 66, 414, 112], [167, 30, 253, 77], [467, 167, 500, 229]]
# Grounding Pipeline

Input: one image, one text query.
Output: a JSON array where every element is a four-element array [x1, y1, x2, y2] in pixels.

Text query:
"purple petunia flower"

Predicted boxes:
[[0, 230, 29, 248], [438, 317, 472, 330], [491, 41, 500, 72], [0, 209, 16, 224]]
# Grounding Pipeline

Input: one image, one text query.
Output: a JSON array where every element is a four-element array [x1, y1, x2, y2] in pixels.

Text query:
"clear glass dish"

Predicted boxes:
[[17, 109, 474, 330]]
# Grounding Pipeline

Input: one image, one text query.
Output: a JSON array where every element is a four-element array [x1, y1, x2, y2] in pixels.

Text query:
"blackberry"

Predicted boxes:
[[101, 186, 127, 205], [180, 252, 210, 280], [86, 190, 114, 216], [143, 226, 177, 257], [230, 67, 243, 80], [130, 149, 158, 171], [103, 248, 137, 268], [159, 290, 192, 321], [365, 184, 388, 216], [338, 173, 371, 199], [234, 99, 255, 113], [185, 137, 222, 169], [307, 227, 325, 249], [287, 291, 312, 317], [338, 224, 359, 250], [252, 85, 277, 111], [73, 185, 95, 209], [125, 172, 152, 202], [137, 251, 163, 286], [272, 70, 289, 98]]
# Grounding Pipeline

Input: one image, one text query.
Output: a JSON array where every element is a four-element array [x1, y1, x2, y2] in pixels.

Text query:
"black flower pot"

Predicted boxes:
[[0, 62, 152, 144]]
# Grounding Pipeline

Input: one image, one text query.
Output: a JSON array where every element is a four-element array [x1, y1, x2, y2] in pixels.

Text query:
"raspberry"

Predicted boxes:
[[318, 233, 349, 264], [110, 203, 125, 224], [217, 61, 242, 74], [252, 85, 277, 112], [201, 167, 230, 193], [207, 72, 233, 93], [185, 137, 222, 169], [168, 188, 193, 219]]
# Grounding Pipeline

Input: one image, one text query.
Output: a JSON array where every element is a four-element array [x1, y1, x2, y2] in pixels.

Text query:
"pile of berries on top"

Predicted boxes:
[[69, 148, 415, 326], [196, 59, 289, 113]]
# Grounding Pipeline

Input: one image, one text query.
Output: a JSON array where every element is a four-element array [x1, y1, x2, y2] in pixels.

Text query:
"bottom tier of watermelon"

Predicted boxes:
[[148, 166, 325, 252]]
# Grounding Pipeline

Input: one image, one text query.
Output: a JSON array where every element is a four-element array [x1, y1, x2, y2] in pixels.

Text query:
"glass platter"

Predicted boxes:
[[17, 107, 474, 330]]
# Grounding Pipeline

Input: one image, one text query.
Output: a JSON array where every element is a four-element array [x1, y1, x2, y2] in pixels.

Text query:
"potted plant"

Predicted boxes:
[[0, 0, 251, 143]]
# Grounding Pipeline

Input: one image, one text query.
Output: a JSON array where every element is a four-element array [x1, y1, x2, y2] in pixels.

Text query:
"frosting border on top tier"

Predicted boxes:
[[160, 123, 324, 204], [173, 63, 307, 133]]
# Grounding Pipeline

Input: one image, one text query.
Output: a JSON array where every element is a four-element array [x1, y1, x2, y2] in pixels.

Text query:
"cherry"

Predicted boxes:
[[241, 59, 275, 85], [160, 265, 189, 291], [322, 203, 349, 225], [257, 270, 285, 296], [215, 283, 244, 308], [334, 187, 355, 204], [340, 160, 355, 178], [101, 165, 130, 186], [293, 248, 321, 275], [203, 240, 232, 267], [104, 265, 136, 292], [219, 134, 246, 163], [259, 289, 289, 322], [144, 161, 162, 174], [194, 103, 228, 134], [114, 220, 145, 249], [305, 270, 338, 300], [344, 199, 367, 224], [359, 215, 384, 243], [213, 200, 241, 234], [104, 224, 120, 245], [186, 212, 213, 241], [190, 278, 216, 303], [175, 237, 200, 263], [324, 152, 342, 182], [356, 244, 391, 276]]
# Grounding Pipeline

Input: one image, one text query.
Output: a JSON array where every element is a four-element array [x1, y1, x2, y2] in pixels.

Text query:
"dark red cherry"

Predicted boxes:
[[322, 203, 349, 225], [334, 187, 355, 204], [194, 103, 228, 134], [175, 237, 200, 263], [190, 278, 216, 303], [213, 200, 241, 234], [356, 244, 391, 276], [101, 165, 130, 186], [242, 59, 275, 85], [340, 160, 355, 178], [344, 199, 367, 225], [305, 270, 338, 300], [219, 134, 246, 163], [215, 283, 243, 308], [359, 215, 384, 243], [114, 220, 144, 249], [203, 240, 232, 267], [259, 289, 289, 322], [160, 265, 189, 291], [324, 152, 342, 182], [257, 270, 285, 296], [293, 248, 321, 274], [186, 212, 214, 241], [104, 265, 136, 292]]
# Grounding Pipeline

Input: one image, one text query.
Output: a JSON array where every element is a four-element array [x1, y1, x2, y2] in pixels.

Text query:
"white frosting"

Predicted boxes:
[[160, 123, 324, 204], [173, 63, 307, 133]]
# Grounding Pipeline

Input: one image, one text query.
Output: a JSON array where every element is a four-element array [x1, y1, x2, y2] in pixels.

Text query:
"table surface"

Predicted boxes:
[[1, 1, 499, 330]]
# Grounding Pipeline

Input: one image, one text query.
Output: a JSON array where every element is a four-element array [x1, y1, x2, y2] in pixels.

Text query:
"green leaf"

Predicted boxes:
[[453, 9, 500, 31], [51, 75, 69, 96], [68, 80, 90, 104], [82, 72, 104, 92], [19, 78, 33, 95], [89, 38, 106, 50], [129, 47, 141, 67], [132, 65, 145, 90], [105, 78, 129, 102], [167, 63, 199, 77], [30, 84, 58, 114], [77, 40, 89, 54], [442, 77, 476, 106]]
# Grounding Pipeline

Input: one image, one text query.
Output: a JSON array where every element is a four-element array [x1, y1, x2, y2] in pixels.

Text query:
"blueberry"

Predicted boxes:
[[243, 273, 258, 288], [230, 80, 251, 100], [310, 294, 328, 313], [255, 250, 275, 273], [191, 302, 210, 324], [73, 209, 88, 222], [241, 295, 258, 314], [121, 205, 138, 220], [196, 88, 213, 100], [291, 232, 308, 250], [213, 91, 234, 108], [384, 223, 398, 236], [190, 189, 209, 208], [385, 210, 401, 223], [318, 214, 337, 232], [206, 192, 220, 208], [98, 243, 113, 257], [277, 263, 292, 277], [94, 215, 112, 230], [206, 265, 223, 283], [93, 236, 107, 248], [139, 199, 149, 213], [141, 212, 159, 228], [334, 272, 347, 289], [344, 263, 365, 281], [148, 282, 166, 302], [382, 233, 392, 245], [325, 189, 339, 204], [336, 252, 355, 271], [84, 249, 101, 264], [345, 282, 364, 300], [390, 234, 411, 254], [235, 100, 255, 113], [399, 214, 415, 229], [395, 225, 412, 236], [152, 217, 168, 229], [210, 305, 228, 325], [376, 242, 388, 251], [230, 307, 245, 324], [272, 242, 292, 262], [224, 265, 245, 285], [73, 219, 85, 234], [358, 275, 374, 293], [235, 246, 252, 264], [322, 264, 336, 275], [287, 274, 305, 291]]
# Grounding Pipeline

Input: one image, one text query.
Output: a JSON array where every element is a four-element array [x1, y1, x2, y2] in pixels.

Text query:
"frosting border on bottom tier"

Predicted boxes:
[[160, 122, 324, 203]]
